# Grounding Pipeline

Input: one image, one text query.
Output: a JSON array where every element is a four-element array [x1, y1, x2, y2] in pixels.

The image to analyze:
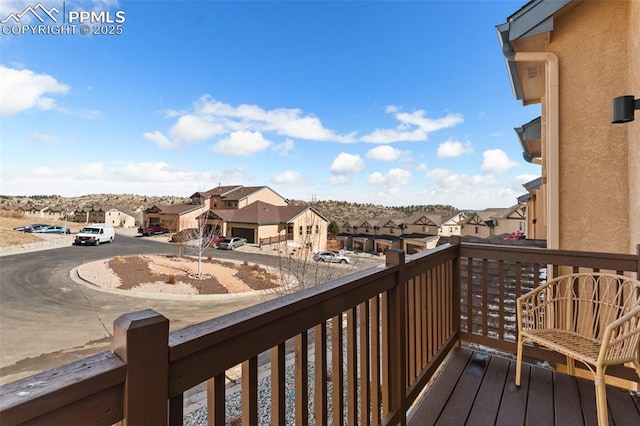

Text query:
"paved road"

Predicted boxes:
[[0, 234, 382, 384]]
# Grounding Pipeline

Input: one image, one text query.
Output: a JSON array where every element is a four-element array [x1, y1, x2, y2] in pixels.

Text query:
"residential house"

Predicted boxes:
[[402, 212, 446, 254], [518, 177, 545, 240], [190, 185, 288, 210], [203, 201, 329, 251], [497, 0, 639, 253], [338, 213, 446, 254], [142, 203, 206, 233], [477, 204, 527, 237], [438, 211, 490, 238]]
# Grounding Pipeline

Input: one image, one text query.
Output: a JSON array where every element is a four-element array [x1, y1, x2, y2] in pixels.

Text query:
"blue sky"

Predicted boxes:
[[0, 0, 541, 209]]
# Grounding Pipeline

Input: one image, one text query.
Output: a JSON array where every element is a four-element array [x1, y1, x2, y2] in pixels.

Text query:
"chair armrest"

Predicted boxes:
[[600, 306, 640, 368]]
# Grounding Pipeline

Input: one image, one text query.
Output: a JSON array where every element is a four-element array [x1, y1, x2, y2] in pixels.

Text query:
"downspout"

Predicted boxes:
[[513, 52, 560, 250]]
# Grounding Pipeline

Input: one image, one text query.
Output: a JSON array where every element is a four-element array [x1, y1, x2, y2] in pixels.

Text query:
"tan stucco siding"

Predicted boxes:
[[245, 188, 288, 206], [290, 210, 328, 252], [551, 0, 631, 253], [629, 0, 640, 253]]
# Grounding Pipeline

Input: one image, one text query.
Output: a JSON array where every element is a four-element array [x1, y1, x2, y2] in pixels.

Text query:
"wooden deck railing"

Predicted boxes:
[[1, 241, 638, 425]]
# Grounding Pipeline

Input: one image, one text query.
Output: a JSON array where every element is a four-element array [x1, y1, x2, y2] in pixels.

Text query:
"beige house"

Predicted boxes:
[[477, 204, 527, 237], [338, 213, 446, 254], [142, 203, 206, 233], [191, 185, 288, 210], [439, 211, 491, 238], [518, 177, 545, 240], [497, 0, 640, 254], [71, 207, 136, 227], [203, 201, 329, 252]]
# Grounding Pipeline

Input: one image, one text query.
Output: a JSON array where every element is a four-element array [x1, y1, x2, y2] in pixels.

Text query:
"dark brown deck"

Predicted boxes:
[[408, 348, 640, 426]]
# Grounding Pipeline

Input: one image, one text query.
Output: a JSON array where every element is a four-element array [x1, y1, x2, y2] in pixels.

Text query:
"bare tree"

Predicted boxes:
[[182, 210, 223, 278], [265, 210, 363, 297]]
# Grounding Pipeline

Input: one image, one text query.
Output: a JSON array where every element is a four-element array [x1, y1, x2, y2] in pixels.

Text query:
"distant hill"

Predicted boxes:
[[0, 194, 457, 225]]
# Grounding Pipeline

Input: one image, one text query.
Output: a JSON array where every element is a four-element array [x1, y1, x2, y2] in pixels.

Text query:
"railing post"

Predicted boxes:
[[113, 309, 169, 426], [385, 249, 407, 425]]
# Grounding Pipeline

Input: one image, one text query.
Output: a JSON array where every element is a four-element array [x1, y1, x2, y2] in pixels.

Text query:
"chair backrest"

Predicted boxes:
[[555, 273, 640, 340]]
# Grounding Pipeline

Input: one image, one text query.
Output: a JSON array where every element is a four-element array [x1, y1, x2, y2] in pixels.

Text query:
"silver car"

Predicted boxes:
[[217, 237, 246, 250], [313, 251, 351, 264]]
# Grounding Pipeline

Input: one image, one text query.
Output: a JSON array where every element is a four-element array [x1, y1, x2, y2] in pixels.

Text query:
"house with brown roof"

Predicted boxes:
[[438, 211, 490, 238], [202, 201, 329, 251], [338, 213, 447, 254], [141, 203, 205, 233], [477, 204, 526, 237], [190, 185, 287, 210]]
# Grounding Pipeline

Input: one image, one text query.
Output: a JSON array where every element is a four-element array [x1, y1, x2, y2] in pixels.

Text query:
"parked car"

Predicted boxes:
[[217, 237, 247, 250], [313, 251, 351, 264], [207, 235, 225, 247], [32, 225, 70, 234], [22, 223, 49, 233], [138, 224, 169, 236]]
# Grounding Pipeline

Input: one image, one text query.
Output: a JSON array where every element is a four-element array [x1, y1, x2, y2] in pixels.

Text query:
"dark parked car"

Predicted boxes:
[[138, 224, 169, 236]]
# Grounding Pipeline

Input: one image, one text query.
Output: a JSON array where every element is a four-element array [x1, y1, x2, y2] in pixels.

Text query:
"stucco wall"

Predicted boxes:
[[629, 0, 640, 254], [551, 0, 630, 253], [244, 188, 287, 207]]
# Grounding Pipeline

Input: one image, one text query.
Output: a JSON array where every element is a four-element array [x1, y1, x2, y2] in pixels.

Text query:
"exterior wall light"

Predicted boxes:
[[611, 95, 640, 123]]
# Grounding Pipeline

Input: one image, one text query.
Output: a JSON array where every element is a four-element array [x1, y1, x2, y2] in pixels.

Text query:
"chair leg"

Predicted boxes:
[[515, 337, 524, 386], [595, 368, 608, 426], [566, 356, 575, 376]]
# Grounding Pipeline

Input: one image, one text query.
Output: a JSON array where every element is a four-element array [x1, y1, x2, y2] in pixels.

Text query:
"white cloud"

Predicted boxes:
[[481, 149, 519, 174], [366, 168, 411, 188], [169, 114, 225, 142], [211, 131, 271, 156], [329, 152, 365, 175], [0, 161, 248, 196], [366, 145, 404, 161], [272, 138, 295, 156], [437, 139, 473, 158], [327, 175, 351, 186], [271, 170, 305, 185], [0, 65, 69, 116], [143, 131, 179, 150], [361, 106, 463, 144], [29, 132, 59, 144], [150, 95, 356, 149]]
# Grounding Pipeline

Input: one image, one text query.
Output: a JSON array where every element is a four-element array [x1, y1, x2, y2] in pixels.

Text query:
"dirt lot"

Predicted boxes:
[[0, 216, 83, 247]]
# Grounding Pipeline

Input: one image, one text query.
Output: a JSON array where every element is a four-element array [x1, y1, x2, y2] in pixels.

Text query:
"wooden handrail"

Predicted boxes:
[[1, 242, 637, 425]]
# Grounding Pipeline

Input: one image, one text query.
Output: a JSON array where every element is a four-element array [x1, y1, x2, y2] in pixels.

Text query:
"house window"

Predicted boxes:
[[423, 226, 427, 232], [475, 226, 479, 234], [365, 228, 369, 233], [306, 225, 312, 235], [315, 225, 319, 234], [449, 227, 453, 233], [390, 229, 394, 234], [299, 226, 303, 236], [306, 242, 312, 249]]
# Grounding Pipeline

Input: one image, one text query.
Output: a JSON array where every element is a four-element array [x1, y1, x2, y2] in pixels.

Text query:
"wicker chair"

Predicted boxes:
[[516, 273, 640, 426]]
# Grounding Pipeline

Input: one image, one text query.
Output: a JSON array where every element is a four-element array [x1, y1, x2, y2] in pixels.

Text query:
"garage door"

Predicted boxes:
[[231, 227, 255, 243], [406, 244, 423, 254]]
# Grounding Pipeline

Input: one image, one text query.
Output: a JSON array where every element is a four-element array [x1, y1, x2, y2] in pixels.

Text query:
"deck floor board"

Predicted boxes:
[[408, 348, 640, 426]]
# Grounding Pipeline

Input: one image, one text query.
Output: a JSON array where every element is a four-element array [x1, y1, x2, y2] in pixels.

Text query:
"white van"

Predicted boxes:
[[74, 224, 115, 246]]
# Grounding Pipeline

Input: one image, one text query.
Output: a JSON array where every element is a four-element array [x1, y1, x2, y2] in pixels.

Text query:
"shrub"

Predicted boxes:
[[166, 274, 177, 284]]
